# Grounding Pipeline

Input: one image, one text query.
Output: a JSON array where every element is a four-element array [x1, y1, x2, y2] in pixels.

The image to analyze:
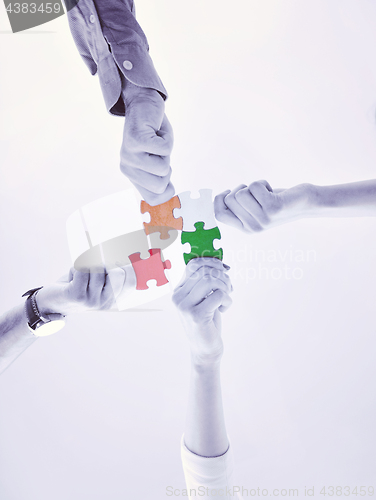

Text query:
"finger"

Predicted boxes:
[[173, 268, 211, 304], [192, 289, 228, 318], [186, 257, 221, 269], [126, 119, 173, 156], [174, 259, 231, 294], [121, 137, 171, 176], [69, 270, 90, 300], [218, 293, 233, 313], [214, 190, 244, 230], [173, 268, 231, 306], [174, 273, 230, 310], [174, 259, 229, 290], [225, 185, 263, 233], [174, 260, 231, 290], [185, 257, 230, 276], [154, 115, 174, 156], [136, 130, 171, 156], [125, 152, 171, 177], [133, 180, 175, 206], [121, 162, 172, 195], [142, 153, 170, 176], [87, 268, 106, 303], [248, 180, 273, 204], [235, 187, 269, 225], [157, 114, 174, 145], [183, 276, 231, 309]]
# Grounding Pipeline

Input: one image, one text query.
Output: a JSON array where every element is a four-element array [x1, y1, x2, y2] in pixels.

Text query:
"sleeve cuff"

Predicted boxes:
[[181, 434, 235, 491], [111, 43, 168, 99], [96, 54, 124, 116], [66, 0, 167, 117], [97, 43, 168, 117]]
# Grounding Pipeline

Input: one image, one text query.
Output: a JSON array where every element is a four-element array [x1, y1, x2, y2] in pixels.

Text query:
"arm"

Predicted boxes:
[[0, 304, 38, 375], [309, 179, 376, 216], [214, 179, 376, 233], [173, 258, 240, 500], [65, 0, 167, 115], [172, 258, 232, 456], [185, 362, 228, 458], [120, 77, 175, 206], [65, 0, 174, 205], [0, 265, 135, 375]]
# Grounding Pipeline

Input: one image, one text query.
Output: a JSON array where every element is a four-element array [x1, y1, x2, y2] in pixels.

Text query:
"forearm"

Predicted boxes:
[[184, 360, 229, 458], [0, 304, 37, 375], [66, 0, 166, 116], [309, 180, 376, 217]]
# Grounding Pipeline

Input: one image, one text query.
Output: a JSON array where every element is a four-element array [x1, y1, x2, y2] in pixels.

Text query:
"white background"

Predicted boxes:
[[0, 1, 376, 498]]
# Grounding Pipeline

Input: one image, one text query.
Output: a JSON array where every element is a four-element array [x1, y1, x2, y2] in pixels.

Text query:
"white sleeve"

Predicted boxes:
[[180, 435, 242, 499]]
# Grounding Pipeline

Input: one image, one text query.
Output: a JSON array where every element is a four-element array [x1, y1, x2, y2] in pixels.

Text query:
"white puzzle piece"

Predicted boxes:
[[174, 189, 217, 232]]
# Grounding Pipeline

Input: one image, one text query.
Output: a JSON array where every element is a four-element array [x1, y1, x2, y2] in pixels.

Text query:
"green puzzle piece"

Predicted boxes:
[[181, 222, 223, 265]]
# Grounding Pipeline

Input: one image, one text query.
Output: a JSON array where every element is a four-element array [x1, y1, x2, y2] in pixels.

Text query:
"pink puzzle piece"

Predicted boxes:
[[128, 248, 172, 290]]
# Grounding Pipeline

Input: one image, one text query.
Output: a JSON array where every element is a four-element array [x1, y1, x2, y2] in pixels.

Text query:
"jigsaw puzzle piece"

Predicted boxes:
[[174, 189, 217, 233], [181, 222, 223, 265], [141, 196, 183, 240], [129, 248, 172, 290]]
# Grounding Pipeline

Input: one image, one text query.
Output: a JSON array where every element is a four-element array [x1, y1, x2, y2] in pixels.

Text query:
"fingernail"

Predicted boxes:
[[223, 263, 231, 270]]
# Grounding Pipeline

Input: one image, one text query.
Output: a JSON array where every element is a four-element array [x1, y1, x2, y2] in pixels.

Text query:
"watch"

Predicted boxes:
[[22, 287, 66, 337]]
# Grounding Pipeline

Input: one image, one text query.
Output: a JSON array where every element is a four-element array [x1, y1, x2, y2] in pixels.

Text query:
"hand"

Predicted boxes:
[[35, 265, 136, 317], [120, 81, 175, 206], [214, 181, 315, 234], [172, 258, 232, 366]]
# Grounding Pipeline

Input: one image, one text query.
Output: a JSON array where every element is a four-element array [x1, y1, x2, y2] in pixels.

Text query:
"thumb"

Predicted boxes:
[[143, 133, 172, 156], [248, 180, 274, 204], [158, 114, 173, 138]]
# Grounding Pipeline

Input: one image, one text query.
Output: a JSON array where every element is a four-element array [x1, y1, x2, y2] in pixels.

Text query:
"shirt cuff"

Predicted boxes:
[[98, 43, 168, 117], [96, 53, 124, 116], [111, 43, 168, 98], [181, 435, 238, 499]]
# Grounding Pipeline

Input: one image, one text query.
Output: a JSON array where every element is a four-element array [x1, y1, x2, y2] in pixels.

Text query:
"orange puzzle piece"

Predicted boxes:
[[141, 196, 183, 239]]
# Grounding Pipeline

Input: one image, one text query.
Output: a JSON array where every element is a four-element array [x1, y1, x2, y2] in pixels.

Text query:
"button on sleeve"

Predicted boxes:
[[122, 60, 133, 70], [111, 44, 167, 100]]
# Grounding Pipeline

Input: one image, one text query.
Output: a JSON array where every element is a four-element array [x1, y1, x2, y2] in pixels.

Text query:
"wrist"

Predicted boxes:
[[309, 183, 350, 216], [291, 182, 321, 218], [121, 78, 163, 107], [35, 286, 65, 318], [190, 352, 223, 372]]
